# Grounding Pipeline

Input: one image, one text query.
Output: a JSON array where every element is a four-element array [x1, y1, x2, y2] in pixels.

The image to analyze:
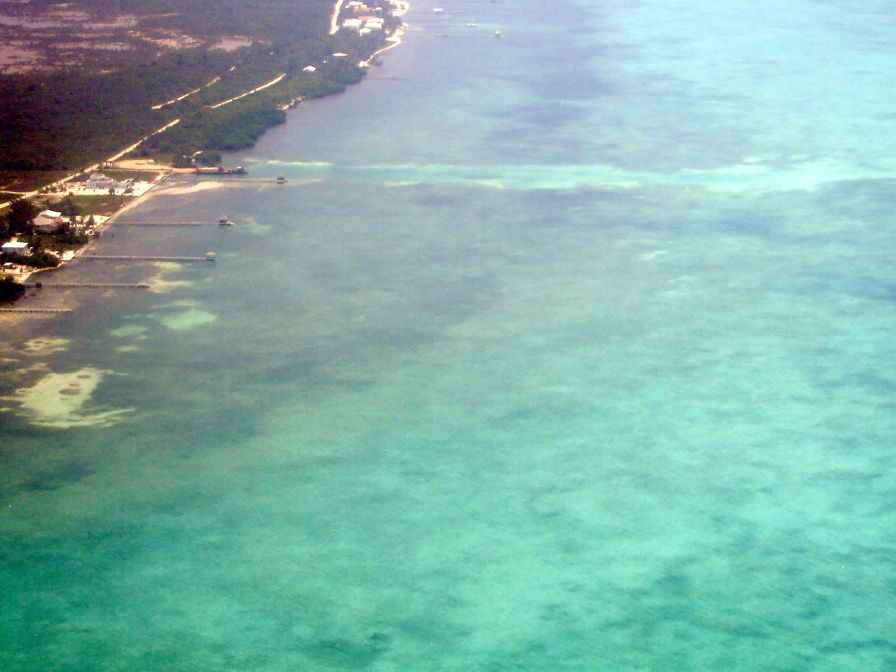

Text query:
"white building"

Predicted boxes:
[[86, 172, 115, 189], [33, 209, 63, 233], [342, 18, 362, 30], [2, 241, 29, 258]]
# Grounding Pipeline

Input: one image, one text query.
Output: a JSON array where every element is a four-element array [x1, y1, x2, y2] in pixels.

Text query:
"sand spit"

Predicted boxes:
[[1, 366, 134, 428]]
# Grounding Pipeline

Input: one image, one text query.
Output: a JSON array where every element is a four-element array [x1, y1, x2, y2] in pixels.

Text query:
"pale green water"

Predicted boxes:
[[2, 1, 895, 670]]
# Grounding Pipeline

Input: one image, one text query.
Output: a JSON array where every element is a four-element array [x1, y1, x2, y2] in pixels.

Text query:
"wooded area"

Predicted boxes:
[[0, 0, 396, 172]]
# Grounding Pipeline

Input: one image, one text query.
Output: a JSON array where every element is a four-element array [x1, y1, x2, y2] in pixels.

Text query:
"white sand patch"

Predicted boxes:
[[146, 261, 193, 294], [111, 158, 168, 171], [152, 300, 217, 331], [109, 324, 149, 339], [162, 308, 217, 331], [21, 337, 70, 356], [156, 182, 226, 196], [2, 367, 133, 428]]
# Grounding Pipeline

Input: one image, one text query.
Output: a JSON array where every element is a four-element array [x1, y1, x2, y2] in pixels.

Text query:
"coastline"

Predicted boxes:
[[1, 3, 411, 326], [4, 2, 896, 667], [361, 11, 410, 66]]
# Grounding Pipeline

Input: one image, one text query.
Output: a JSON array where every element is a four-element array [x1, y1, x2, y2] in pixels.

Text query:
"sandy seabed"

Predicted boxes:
[[1, 365, 133, 428]]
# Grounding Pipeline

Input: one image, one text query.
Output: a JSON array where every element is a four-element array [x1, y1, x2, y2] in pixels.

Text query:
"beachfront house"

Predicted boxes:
[[33, 209, 63, 234], [2, 241, 29, 258]]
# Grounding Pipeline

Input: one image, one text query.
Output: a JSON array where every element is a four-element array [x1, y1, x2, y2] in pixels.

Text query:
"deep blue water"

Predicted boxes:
[[1, 1, 895, 670]]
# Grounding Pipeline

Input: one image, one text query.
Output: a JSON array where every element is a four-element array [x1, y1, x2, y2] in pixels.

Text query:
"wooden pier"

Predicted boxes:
[[0, 308, 73, 314], [80, 255, 214, 262], [170, 176, 284, 184], [27, 282, 151, 289], [113, 221, 215, 227]]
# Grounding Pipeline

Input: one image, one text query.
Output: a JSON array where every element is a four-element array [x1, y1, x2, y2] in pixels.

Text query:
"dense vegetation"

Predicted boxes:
[[0, 0, 398, 172], [0, 276, 26, 301]]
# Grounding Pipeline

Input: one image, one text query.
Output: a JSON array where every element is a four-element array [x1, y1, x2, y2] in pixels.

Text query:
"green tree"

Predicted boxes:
[[197, 150, 222, 166], [5, 199, 38, 235], [59, 194, 81, 219], [0, 275, 25, 302]]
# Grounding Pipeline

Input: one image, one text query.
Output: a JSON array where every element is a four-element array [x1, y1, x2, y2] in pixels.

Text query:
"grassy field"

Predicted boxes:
[[103, 169, 167, 181], [64, 194, 132, 217]]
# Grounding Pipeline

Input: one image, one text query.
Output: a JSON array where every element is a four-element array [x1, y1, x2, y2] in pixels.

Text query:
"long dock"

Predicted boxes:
[[170, 176, 283, 183], [0, 308, 73, 313], [114, 221, 217, 227], [80, 255, 213, 262], [26, 282, 151, 289]]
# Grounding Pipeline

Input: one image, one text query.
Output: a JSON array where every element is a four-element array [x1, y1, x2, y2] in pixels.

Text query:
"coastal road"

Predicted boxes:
[[329, 0, 346, 34], [208, 73, 286, 109]]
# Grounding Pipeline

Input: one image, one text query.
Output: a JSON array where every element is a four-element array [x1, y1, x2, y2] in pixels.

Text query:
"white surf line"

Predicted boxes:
[[329, 0, 346, 35], [263, 159, 896, 192], [208, 73, 286, 109]]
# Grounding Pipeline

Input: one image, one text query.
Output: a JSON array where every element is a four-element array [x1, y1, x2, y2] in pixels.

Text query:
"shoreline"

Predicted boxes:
[[361, 7, 410, 67], [1, 5, 412, 325]]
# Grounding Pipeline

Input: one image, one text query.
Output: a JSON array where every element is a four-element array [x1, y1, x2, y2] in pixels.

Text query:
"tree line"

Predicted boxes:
[[0, 0, 394, 171]]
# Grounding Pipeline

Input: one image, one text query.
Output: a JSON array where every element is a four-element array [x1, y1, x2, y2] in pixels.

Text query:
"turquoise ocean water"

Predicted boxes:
[[2, 0, 896, 669]]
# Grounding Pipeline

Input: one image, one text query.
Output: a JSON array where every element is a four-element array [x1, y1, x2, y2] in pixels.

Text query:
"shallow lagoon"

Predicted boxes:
[[2, 1, 895, 670]]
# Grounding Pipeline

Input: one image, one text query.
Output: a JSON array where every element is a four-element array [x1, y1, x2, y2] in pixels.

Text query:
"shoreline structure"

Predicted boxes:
[[1, 0, 412, 302]]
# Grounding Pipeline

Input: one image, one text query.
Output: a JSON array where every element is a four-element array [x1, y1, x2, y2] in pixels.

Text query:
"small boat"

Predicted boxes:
[[466, 22, 478, 27], [218, 216, 234, 226], [276, 174, 287, 184]]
